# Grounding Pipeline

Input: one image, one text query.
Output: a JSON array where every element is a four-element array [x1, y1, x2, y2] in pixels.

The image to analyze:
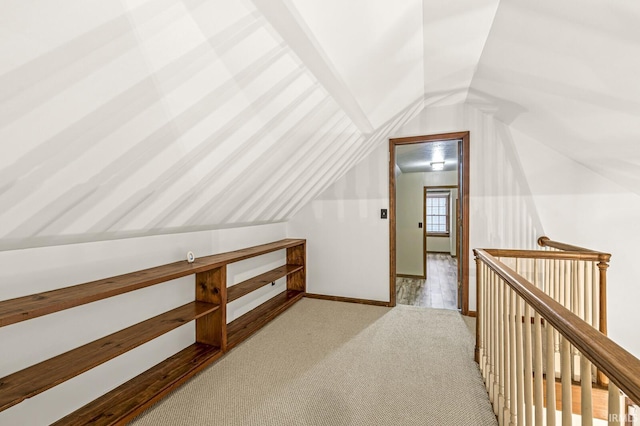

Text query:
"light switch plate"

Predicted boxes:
[[381, 209, 388, 219]]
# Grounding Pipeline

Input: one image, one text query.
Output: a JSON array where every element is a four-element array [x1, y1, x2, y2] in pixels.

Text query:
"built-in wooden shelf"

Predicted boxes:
[[227, 290, 304, 350], [227, 264, 304, 302], [52, 343, 223, 426], [0, 301, 217, 412], [0, 238, 305, 328], [0, 238, 306, 424]]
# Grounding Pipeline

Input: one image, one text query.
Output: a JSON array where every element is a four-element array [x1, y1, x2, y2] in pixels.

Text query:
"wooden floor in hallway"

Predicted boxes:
[[396, 253, 458, 309]]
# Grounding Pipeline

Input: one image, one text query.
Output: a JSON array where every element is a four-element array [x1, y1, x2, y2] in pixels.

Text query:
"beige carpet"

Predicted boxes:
[[132, 298, 496, 426], [462, 315, 476, 337]]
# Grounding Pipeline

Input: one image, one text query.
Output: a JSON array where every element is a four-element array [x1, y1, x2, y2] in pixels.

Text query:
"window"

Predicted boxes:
[[426, 192, 449, 236]]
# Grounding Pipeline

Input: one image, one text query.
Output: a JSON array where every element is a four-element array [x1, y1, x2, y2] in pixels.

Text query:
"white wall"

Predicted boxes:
[[396, 172, 423, 276], [396, 170, 458, 276], [288, 103, 544, 308], [0, 223, 287, 425], [287, 141, 390, 302], [511, 128, 640, 358]]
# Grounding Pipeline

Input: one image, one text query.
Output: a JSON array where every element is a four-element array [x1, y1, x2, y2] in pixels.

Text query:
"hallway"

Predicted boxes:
[[131, 298, 496, 425], [397, 253, 458, 309]]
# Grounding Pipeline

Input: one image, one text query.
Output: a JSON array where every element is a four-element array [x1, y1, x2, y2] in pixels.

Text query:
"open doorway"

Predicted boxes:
[[389, 132, 470, 314], [421, 185, 459, 309]]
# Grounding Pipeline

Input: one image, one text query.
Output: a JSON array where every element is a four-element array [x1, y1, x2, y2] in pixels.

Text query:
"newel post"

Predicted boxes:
[[475, 252, 481, 364], [597, 254, 610, 386]]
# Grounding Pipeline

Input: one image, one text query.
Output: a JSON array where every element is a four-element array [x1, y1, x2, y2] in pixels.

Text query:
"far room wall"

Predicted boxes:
[[396, 170, 457, 276]]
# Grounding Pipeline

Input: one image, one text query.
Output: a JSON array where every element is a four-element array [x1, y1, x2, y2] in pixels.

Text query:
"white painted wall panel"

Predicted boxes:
[[511, 127, 640, 358], [287, 142, 390, 302]]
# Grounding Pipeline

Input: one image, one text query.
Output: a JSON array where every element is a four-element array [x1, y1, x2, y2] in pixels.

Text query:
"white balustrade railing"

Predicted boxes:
[[475, 248, 638, 426]]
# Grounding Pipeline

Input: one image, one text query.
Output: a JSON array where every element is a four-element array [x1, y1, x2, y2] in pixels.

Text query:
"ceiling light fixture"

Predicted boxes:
[[430, 161, 444, 171]]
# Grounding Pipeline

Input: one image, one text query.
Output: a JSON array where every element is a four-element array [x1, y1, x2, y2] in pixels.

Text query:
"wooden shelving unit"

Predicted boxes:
[[227, 264, 303, 302], [0, 238, 306, 425], [227, 290, 304, 350], [51, 343, 223, 426], [0, 302, 217, 412], [0, 239, 304, 328]]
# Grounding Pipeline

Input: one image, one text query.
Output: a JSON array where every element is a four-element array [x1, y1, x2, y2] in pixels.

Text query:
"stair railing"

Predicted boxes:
[[475, 248, 638, 426], [537, 235, 611, 340], [479, 237, 611, 388]]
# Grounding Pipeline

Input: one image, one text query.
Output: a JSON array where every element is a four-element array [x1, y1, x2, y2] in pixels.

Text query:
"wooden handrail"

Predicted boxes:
[[538, 236, 611, 262], [485, 248, 604, 262], [474, 248, 640, 406]]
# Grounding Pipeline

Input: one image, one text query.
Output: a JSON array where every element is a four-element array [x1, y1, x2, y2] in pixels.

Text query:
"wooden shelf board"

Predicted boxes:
[[0, 302, 217, 412], [51, 343, 223, 426], [0, 239, 305, 328], [226, 290, 303, 350], [227, 264, 304, 302]]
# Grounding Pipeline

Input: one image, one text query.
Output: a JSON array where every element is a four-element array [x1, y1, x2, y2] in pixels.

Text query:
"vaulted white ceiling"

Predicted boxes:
[[0, 0, 636, 250], [468, 0, 640, 195]]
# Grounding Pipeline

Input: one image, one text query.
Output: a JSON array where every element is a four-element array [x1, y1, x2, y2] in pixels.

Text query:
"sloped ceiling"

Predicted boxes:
[[0, 0, 634, 250], [468, 0, 640, 195], [0, 0, 423, 250]]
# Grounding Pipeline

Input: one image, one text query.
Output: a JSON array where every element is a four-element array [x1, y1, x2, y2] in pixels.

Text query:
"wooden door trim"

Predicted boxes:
[[389, 132, 470, 314], [454, 198, 460, 259]]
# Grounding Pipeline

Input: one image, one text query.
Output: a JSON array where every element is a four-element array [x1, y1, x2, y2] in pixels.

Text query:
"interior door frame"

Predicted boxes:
[[389, 131, 470, 314]]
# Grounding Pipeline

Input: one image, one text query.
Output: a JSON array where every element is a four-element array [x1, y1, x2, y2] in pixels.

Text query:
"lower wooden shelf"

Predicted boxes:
[[1, 239, 306, 425], [226, 290, 304, 350], [0, 301, 217, 412], [52, 343, 223, 426]]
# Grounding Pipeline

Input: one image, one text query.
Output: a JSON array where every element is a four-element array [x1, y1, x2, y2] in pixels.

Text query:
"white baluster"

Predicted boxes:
[[524, 303, 533, 425], [580, 353, 593, 426], [502, 279, 511, 425], [516, 293, 525, 426], [608, 382, 622, 426], [546, 324, 556, 426], [534, 311, 543, 425], [509, 288, 518, 426], [561, 336, 572, 425], [498, 278, 505, 425]]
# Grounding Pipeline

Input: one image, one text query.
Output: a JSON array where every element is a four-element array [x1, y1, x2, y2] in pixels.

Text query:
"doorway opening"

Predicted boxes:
[[389, 132, 470, 314]]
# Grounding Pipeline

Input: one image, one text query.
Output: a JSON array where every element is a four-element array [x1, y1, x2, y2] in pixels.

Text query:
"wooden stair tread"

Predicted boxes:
[[0, 238, 305, 328], [227, 290, 303, 350], [0, 302, 217, 412], [52, 342, 222, 426], [227, 264, 304, 302]]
